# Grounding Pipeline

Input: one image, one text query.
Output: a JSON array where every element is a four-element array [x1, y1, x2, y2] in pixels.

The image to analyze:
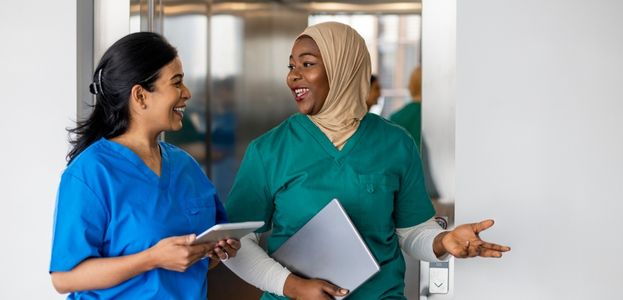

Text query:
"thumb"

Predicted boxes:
[[178, 234, 196, 245], [473, 219, 495, 233], [321, 282, 349, 296]]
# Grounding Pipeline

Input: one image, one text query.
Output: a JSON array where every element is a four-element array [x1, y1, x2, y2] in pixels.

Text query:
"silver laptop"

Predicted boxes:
[[271, 199, 380, 297]]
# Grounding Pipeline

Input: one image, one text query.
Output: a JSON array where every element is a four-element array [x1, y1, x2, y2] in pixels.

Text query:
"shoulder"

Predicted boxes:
[[248, 114, 301, 151], [160, 141, 194, 162], [159, 141, 206, 175], [362, 113, 419, 157], [390, 102, 419, 119], [366, 113, 413, 141], [64, 138, 109, 175], [61, 139, 116, 194]]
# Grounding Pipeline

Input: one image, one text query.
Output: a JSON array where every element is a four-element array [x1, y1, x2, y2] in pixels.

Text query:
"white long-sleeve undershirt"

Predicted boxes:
[[222, 218, 448, 296]]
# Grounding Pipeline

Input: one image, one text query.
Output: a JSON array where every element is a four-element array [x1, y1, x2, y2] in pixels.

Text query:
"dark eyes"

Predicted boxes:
[[287, 62, 315, 70]]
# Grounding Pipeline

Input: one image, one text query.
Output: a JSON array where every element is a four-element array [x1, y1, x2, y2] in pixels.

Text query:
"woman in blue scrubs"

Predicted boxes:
[[49, 32, 238, 299]]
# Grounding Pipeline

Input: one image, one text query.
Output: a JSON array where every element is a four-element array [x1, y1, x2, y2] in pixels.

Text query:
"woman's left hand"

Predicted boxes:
[[206, 238, 241, 263], [434, 219, 511, 258]]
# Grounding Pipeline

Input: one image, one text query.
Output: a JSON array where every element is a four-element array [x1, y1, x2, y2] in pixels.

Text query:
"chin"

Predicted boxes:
[[169, 124, 184, 132]]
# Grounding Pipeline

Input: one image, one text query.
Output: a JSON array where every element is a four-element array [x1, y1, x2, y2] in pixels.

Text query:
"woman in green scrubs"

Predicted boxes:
[[224, 22, 510, 300]]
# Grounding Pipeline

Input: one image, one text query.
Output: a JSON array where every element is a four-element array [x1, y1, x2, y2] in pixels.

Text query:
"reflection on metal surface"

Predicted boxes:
[[298, 2, 420, 14], [147, 1, 421, 15], [129, 0, 164, 32]]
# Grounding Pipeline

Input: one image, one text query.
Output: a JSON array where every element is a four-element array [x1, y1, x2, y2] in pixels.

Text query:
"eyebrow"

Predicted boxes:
[[170, 73, 184, 81], [298, 52, 318, 58], [289, 52, 319, 60]]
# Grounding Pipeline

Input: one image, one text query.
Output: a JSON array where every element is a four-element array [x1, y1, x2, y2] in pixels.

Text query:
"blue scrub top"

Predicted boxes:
[[50, 138, 227, 299]]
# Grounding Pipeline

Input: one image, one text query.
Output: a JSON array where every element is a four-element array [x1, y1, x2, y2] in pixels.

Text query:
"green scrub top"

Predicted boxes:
[[226, 113, 435, 300], [390, 101, 422, 151]]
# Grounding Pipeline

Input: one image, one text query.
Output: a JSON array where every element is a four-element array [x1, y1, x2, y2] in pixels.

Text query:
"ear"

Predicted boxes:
[[130, 84, 148, 110]]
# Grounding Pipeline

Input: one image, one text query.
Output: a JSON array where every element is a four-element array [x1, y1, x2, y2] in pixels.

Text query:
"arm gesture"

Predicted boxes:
[[433, 219, 511, 259]]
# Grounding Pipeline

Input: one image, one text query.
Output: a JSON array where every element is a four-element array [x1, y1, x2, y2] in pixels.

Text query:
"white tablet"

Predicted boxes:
[[192, 221, 265, 245]]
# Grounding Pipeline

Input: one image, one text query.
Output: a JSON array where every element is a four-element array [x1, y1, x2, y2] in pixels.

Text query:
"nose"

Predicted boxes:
[[182, 83, 192, 100], [288, 68, 302, 82]]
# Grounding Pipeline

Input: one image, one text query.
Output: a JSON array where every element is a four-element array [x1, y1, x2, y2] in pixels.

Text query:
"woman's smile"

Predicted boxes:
[[293, 87, 310, 102], [173, 105, 186, 118]]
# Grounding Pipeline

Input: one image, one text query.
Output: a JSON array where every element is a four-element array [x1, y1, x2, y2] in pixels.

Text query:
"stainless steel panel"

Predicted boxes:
[[77, 0, 95, 122]]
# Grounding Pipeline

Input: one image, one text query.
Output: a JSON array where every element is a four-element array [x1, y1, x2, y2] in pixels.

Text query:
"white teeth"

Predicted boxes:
[[173, 107, 185, 113], [295, 88, 309, 97]]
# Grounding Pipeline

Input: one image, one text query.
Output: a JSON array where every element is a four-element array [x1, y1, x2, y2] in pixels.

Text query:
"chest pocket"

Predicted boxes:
[[358, 174, 399, 195], [184, 195, 216, 233], [356, 174, 400, 231]]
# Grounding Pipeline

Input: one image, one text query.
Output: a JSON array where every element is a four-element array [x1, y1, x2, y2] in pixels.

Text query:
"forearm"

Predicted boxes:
[[51, 249, 156, 294], [396, 218, 448, 262], [223, 233, 291, 296]]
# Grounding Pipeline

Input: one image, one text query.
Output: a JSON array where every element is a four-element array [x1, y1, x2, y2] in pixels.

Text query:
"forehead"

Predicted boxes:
[[160, 57, 183, 76], [291, 36, 321, 57]]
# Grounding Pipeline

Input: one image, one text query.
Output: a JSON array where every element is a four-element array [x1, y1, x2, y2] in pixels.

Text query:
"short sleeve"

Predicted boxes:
[[225, 142, 273, 232], [50, 173, 109, 272], [394, 140, 436, 228]]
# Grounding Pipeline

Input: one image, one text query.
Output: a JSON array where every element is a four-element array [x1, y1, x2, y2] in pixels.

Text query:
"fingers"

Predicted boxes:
[[451, 240, 511, 258], [472, 219, 495, 234], [477, 242, 511, 258], [215, 239, 240, 258], [164, 234, 197, 245], [320, 281, 349, 297], [212, 246, 230, 261], [447, 240, 482, 258], [480, 241, 511, 252], [226, 238, 241, 250]]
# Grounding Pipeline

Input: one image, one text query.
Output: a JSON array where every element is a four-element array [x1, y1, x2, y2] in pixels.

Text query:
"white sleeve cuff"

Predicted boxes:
[[222, 233, 291, 296], [396, 218, 449, 262]]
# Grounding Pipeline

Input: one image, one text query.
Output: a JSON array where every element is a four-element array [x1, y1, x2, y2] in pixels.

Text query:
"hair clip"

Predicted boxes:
[[89, 82, 99, 95], [88, 69, 104, 96]]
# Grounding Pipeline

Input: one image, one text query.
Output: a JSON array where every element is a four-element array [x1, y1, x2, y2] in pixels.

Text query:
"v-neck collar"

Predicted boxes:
[[102, 138, 170, 189], [295, 113, 370, 162]]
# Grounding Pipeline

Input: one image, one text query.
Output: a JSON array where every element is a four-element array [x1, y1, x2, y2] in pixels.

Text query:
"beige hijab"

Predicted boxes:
[[298, 22, 371, 150]]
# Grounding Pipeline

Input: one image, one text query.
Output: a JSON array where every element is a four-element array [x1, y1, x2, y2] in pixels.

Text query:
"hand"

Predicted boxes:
[[148, 234, 213, 272], [283, 274, 349, 300], [434, 219, 511, 258], [205, 238, 241, 262]]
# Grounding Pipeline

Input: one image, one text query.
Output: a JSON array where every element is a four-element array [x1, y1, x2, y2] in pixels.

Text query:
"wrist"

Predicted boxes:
[[141, 247, 159, 271], [433, 231, 449, 258], [283, 274, 303, 299]]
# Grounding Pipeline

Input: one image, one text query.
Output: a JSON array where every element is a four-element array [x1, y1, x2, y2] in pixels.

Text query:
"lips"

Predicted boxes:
[[173, 106, 186, 118], [293, 87, 309, 102]]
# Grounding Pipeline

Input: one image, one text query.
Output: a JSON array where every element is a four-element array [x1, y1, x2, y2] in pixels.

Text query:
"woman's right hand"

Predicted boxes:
[[283, 274, 349, 300], [147, 234, 212, 272]]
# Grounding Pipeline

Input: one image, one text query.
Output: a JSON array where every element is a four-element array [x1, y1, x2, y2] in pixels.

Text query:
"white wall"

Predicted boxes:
[[420, 0, 456, 298], [0, 0, 75, 298], [422, 0, 456, 203], [455, 0, 623, 299]]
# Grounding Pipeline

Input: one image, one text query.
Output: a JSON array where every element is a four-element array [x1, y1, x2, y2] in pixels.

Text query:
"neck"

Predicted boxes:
[[113, 127, 160, 152], [110, 124, 163, 176]]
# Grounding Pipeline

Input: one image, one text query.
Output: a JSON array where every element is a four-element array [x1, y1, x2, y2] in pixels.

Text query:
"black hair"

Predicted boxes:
[[370, 74, 378, 84], [67, 32, 177, 164]]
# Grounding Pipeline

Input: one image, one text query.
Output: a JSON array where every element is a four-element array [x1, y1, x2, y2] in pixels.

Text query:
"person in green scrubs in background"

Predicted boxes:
[[390, 66, 423, 150], [223, 22, 511, 300]]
